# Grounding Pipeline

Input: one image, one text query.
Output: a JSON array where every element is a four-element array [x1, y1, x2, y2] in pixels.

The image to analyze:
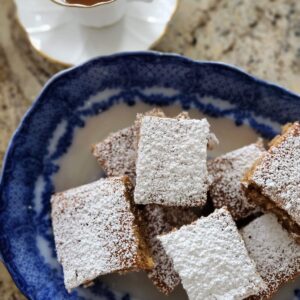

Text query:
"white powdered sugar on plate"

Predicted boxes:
[[51, 177, 148, 291], [249, 123, 300, 226], [208, 141, 265, 220], [158, 207, 265, 300], [241, 213, 300, 299], [134, 116, 211, 207]]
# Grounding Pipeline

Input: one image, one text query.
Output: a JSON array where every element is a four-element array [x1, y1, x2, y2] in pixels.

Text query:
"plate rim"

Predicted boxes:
[[1, 51, 300, 299]]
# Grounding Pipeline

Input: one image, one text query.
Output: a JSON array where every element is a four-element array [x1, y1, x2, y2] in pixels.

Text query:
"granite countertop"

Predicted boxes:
[[0, 0, 299, 298]]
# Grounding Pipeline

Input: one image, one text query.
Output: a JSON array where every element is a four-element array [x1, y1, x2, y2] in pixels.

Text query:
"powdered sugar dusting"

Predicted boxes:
[[51, 177, 146, 291], [92, 108, 166, 181], [241, 214, 300, 299], [208, 141, 265, 220], [92, 126, 137, 180], [134, 116, 211, 207], [158, 208, 265, 300], [140, 205, 197, 294], [134, 108, 166, 152], [250, 123, 300, 226]]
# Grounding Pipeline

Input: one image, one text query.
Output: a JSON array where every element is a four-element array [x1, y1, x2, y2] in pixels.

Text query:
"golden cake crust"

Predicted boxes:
[[243, 122, 300, 242]]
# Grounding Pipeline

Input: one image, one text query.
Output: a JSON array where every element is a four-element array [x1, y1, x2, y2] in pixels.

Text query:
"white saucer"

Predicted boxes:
[[15, 0, 177, 65]]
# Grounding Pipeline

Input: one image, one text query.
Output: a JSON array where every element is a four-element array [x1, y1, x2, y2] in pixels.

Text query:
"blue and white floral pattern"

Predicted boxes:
[[1, 52, 300, 300]]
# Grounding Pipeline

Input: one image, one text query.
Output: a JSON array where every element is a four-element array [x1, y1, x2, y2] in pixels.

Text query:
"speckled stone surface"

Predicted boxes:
[[0, 264, 26, 300], [0, 0, 300, 297], [156, 0, 300, 93]]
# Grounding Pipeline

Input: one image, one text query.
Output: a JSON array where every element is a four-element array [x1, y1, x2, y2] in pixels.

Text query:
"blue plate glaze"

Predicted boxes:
[[1, 52, 300, 300]]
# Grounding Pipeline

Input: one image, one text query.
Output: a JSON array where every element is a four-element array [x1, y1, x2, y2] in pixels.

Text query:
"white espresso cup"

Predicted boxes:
[[50, 0, 153, 28]]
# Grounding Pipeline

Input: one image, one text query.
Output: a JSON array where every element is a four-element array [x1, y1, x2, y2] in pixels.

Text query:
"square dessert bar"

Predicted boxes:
[[92, 109, 165, 181], [92, 126, 137, 179], [158, 208, 265, 300], [139, 205, 198, 294], [243, 123, 300, 242], [134, 115, 211, 207], [241, 214, 300, 299], [208, 141, 265, 221], [51, 177, 153, 291]]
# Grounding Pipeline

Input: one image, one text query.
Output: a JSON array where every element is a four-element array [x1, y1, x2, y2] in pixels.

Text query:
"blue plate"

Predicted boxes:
[[1, 52, 300, 300]]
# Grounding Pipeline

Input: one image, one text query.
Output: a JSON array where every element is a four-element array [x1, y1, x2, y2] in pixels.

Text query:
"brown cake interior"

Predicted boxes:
[[243, 123, 300, 243], [122, 176, 154, 270], [244, 183, 300, 243]]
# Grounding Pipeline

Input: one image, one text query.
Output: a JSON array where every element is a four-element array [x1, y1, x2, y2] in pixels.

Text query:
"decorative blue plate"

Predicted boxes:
[[1, 52, 300, 300]]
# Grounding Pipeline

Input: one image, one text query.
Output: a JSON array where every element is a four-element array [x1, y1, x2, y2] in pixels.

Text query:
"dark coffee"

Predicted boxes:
[[65, 0, 112, 5]]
